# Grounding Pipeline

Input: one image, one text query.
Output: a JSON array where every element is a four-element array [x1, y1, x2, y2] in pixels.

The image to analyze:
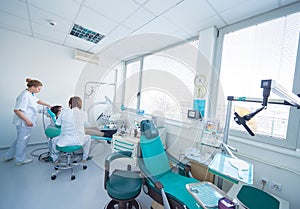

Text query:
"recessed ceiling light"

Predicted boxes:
[[70, 24, 105, 44]]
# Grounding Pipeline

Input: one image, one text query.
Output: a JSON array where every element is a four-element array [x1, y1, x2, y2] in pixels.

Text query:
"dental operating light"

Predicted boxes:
[[232, 79, 300, 136]]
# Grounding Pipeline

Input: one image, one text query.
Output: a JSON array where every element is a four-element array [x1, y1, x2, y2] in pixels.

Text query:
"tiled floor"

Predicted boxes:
[[0, 141, 152, 209]]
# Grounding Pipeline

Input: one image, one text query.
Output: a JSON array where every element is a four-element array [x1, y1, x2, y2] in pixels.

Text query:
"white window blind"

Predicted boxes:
[[217, 12, 300, 141]]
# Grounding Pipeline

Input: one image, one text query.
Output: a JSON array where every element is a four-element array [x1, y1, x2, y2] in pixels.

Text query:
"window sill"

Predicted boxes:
[[229, 134, 300, 159]]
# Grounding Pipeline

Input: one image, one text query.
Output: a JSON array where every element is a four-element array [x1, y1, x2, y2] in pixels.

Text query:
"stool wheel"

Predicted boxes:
[[105, 200, 141, 209], [71, 175, 75, 180], [51, 175, 56, 180], [83, 165, 87, 170]]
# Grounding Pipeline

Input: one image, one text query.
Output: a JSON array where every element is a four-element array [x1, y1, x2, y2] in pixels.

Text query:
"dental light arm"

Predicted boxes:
[[232, 79, 300, 136], [233, 106, 265, 136]]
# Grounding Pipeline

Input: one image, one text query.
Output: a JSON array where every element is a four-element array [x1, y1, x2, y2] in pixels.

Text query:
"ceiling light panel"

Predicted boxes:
[[70, 24, 105, 44]]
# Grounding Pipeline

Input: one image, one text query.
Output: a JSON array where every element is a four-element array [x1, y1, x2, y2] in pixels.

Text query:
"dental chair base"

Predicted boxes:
[[51, 145, 87, 181]]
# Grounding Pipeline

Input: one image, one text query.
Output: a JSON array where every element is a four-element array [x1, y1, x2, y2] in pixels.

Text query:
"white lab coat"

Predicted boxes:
[[51, 107, 91, 161], [13, 90, 39, 127], [6, 90, 39, 162]]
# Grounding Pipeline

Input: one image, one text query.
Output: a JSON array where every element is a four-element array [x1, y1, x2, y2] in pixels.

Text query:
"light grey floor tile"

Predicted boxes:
[[0, 143, 152, 209]]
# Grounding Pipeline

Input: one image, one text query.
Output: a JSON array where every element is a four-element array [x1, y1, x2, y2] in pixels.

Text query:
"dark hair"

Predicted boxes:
[[69, 96, 82, 109], [26, 78, 43, 88], [50, 105, 62, 117]]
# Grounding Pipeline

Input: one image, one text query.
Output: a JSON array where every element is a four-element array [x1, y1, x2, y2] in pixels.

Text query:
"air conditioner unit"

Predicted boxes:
[[74, 49, 99, 64]]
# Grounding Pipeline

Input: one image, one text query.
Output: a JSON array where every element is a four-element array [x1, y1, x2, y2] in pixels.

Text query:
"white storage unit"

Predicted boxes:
[[112, 135, 140, 167], [112, 127, 166, 167]]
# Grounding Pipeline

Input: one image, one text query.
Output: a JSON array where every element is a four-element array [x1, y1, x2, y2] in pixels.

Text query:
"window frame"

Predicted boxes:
[[122, 38, 199, 124], [123, 57, 143, 111], [213, 4, 300, 150]]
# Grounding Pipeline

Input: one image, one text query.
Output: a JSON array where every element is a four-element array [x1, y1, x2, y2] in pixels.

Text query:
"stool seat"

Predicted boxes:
[[104, 151, 142, 209], [56, 145, 82, 153], [237, 185, 280, 209], [106, 170, 142, 200], [51, 145, 86, 181]]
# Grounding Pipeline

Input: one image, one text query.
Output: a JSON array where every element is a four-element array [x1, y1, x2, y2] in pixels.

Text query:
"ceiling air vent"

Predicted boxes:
[[70, 24, 105, 44], [74, 49, 99, 64]]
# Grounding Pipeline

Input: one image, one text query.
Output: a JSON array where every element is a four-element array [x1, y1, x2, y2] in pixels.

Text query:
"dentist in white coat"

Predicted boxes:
[[5, 78, 51, 166], [50, 96, 91, 162]]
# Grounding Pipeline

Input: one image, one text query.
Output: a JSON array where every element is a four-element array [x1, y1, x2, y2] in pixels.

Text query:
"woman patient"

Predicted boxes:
[[50, 96, 92, 162]]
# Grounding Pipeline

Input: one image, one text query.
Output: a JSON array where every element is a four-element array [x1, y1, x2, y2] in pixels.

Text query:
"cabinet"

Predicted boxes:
[[112, 127, 166, 167], [112, 135, 139, 167]]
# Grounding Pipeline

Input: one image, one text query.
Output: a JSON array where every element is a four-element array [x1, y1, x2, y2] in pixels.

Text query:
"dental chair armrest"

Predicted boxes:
[[104, 151, 132, 190], [137, 157, 162, 190], [167, 152, 190, 176]]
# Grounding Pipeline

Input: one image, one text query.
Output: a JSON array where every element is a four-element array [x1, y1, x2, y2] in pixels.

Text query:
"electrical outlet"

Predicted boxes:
[[271, 182, 282, 192], [259, 177, 269, 186]]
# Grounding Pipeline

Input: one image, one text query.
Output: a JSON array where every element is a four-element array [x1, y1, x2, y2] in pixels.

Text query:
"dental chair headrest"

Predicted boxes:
[[141, 120, 159, 139], [47, 108, 57, 123]]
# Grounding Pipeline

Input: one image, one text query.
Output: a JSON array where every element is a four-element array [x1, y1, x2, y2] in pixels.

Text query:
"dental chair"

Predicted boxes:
[[104, 151, 142, 209], [138, 120, 201, 209]]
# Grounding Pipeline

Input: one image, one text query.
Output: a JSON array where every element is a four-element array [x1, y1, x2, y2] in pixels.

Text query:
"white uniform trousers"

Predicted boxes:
[[6, 125, 32, 163]]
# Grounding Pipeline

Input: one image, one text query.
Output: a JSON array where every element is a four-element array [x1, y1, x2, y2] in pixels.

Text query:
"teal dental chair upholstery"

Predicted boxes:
[[237, 185, 280, 209], [45, 126, 61, 138], [104, 151, 142, 209], [138, 120, 200, 209]]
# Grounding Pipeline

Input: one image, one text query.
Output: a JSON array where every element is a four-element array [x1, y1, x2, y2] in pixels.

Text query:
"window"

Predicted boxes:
[[141, 54, 194, 121], [124, 60, 141, 109], [140, 39, 199, 123], [216, 11, 300, 149]]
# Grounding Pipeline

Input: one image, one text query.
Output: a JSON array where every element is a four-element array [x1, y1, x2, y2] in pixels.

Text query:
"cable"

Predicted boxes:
[[30, 147, 51, 162], [29, 106, 52, 162]]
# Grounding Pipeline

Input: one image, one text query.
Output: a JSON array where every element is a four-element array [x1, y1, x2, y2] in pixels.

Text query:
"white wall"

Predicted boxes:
[[0, 28, 87, 148]]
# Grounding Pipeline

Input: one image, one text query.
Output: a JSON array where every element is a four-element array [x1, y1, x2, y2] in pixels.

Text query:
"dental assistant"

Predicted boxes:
[[5, 78, 51, 166]]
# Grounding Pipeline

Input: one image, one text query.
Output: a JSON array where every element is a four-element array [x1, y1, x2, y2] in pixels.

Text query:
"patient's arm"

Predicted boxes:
[[85, 127, 104, 137]]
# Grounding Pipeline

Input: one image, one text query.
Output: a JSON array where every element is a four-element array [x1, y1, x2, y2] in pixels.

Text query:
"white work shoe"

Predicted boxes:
[[3, 156, 15, 162], [16, 158, 33, 166]]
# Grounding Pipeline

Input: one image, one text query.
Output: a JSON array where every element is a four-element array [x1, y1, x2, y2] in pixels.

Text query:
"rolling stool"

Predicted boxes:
[[51, 145, 87, 180], [104, 151, 142, 209]]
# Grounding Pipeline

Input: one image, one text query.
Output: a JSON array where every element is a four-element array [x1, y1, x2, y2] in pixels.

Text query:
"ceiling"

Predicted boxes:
[[0, 0, 298, 55]]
